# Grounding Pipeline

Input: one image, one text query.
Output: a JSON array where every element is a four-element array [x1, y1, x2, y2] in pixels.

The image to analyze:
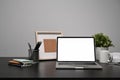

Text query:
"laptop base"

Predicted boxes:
[[56, 62, 102, 70]]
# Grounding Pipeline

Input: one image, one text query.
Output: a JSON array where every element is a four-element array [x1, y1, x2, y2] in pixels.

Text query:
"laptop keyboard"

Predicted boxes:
[[58, 62, 96, 66]]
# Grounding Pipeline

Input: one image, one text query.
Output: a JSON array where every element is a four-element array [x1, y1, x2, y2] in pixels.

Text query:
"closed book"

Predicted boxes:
[[8, 59, 33, 67], [13, 59, 33, 65]]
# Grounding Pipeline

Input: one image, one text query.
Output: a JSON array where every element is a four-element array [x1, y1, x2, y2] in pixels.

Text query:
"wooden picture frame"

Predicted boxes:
[[35, 31, 63, 60]]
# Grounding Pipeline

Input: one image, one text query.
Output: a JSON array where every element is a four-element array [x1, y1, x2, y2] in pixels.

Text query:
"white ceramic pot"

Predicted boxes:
[[99, 50, 110, 63], [96, 47, 109, 62], [96, 47, 101, 61]]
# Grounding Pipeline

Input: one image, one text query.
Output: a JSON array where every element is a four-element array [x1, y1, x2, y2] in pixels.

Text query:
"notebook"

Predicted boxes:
[[56, 37, 102, 70]]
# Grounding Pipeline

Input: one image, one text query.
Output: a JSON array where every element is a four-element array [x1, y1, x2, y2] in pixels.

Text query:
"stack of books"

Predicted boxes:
[[8, 59, 34, 68]]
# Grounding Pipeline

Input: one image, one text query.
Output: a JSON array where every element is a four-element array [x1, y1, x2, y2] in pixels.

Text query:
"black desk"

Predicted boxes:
[[0, 57, 120, 78]]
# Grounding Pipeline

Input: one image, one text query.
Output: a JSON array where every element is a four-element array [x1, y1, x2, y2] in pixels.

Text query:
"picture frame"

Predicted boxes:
[[35, 31, 63, 60]]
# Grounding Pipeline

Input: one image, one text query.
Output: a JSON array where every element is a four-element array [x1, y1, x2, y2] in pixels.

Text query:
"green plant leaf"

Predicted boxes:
[[92, 33, 114, 47]]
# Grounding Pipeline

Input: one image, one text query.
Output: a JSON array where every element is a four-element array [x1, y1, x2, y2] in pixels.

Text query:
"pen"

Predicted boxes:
[[28, 42, 32, 50], [28, 42, 32, 59], [34, 41, 42, 50]]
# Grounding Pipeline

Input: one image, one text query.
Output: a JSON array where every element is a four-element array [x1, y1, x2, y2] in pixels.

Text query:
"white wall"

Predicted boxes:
[[0, 0, 120, 57]]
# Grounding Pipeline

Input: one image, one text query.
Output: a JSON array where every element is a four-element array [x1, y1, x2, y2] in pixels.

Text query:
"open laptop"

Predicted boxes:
[[56, 37, 102, 70]]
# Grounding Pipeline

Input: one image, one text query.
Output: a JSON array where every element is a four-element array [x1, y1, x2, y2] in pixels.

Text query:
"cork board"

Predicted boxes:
[[44, 39, 56, 53]]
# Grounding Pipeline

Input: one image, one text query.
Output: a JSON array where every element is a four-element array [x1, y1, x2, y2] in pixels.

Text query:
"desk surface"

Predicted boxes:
[[0, 57, 120, 78]]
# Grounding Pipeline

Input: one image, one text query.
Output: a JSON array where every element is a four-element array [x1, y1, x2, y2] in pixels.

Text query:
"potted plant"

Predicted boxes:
[[92, 33, 114, 63], [93, 33, 114, 49]]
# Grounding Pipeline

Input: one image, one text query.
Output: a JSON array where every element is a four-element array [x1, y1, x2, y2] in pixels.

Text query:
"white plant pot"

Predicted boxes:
[[99, 50, 110, 63], [96, 47, 109, 63], [96, 47, 101, 61]]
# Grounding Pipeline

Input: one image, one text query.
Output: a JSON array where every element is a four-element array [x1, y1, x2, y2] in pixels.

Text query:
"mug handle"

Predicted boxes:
[[108, 53, 113, 63]]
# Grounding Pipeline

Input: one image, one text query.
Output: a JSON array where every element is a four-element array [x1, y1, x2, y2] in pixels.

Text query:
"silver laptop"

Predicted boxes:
[[56, 37, 102, 70]]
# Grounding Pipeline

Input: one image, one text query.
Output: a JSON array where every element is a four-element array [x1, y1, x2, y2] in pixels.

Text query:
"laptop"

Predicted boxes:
[[56, 37, 102, 70]]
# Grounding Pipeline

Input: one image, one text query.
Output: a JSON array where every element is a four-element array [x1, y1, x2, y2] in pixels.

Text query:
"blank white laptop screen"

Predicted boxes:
[[57, 37, 95, 61]]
